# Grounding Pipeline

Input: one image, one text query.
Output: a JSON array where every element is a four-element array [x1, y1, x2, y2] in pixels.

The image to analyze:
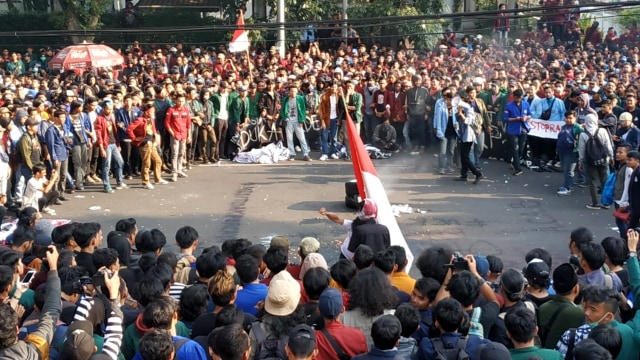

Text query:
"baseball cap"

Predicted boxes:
[[319, 287, 343, 318], [523, 258, 550, 282], [473, 254, 490, 279], [265, 271, 301, 316], [478, 342, 511, 360], [60, 320, 96, 360]]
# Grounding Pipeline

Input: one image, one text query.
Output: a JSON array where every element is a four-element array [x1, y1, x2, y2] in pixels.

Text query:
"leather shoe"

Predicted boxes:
[[473, 174, 484, 185], [58, 196, 68, 201]]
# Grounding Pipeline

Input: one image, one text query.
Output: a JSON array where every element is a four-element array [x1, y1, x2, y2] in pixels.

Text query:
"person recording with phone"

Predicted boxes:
[[22, 163, 59, 216]]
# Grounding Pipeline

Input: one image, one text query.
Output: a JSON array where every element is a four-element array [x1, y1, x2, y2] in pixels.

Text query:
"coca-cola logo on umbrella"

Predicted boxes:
[[69, 50, 89, 59]]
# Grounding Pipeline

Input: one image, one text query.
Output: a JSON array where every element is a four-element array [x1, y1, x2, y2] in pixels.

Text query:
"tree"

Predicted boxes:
[[58, 0, 112, 43], [348, 0, 443, 49]]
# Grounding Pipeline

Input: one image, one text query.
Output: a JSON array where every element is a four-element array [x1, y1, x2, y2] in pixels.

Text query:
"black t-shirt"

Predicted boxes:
[[191, 309, 257, 338], [525, 292, 555, 308], [75, 251, 96, 275]]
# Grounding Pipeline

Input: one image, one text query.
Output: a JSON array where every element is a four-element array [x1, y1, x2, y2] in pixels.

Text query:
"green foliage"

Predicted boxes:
[[0, 11, 68, 47], [59, 0, 112, 29], [348, 0, 442, 49], [99, 9, 228, 46], [474, 0, 495, 32], [577, 13, 595, 33], [619, 9, 639, 29]]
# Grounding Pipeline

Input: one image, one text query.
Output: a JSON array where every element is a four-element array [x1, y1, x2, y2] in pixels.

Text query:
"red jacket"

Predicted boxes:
[[316, 321, 368, 360], [389, 91, 407, 123], [94, 114, 119, 148], [164, 105, 191, 141], [127, 116, 157, 147]]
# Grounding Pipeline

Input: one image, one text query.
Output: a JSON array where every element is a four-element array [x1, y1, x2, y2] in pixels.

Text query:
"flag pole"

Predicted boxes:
[[239, 9, 253, 84]]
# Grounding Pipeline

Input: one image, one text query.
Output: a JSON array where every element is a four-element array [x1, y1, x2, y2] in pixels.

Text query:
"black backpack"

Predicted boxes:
[[431, 336, 470, 360], [252, 321, 289, 360], [585, 129, 608, 166]]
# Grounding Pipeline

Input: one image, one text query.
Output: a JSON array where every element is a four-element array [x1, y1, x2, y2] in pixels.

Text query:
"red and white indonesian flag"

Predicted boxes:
[[345, 111, 415, 270], [229, 13, 250, 53]]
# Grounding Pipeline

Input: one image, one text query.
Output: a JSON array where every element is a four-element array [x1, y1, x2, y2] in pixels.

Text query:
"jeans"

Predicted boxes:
[[285, 120, 310, 156], [559, 151, 578, 190], [199, 124, 217, 161], [363, 114, 380, 144], [407, 114, 427, 148], [170, 137, 187, 174], [438, 136, 457, 169], [339, 120, 360, 157], [329, 118, 339, 155], [216, 118, 229, 159], [460, 142, 482, 178], [402, 121, 412, 148], [120, 140, 138, 176], [615, 203, 629, 238], [507, 134, 527, 171], [587, 164, 609, 205], [471, 131, 485, 167], [71, 144, 88, 187], [14, 164, 32, 200], [52, 158, 68, 194], [102, 143, 124, 189]]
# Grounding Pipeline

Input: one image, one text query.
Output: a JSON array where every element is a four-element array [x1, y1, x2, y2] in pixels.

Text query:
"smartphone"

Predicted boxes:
[[21, 270, 36, 284]]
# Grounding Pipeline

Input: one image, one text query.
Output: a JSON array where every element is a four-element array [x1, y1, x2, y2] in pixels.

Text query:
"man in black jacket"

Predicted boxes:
[[626, 151, 640, 229], [347, 199, 390, 255]]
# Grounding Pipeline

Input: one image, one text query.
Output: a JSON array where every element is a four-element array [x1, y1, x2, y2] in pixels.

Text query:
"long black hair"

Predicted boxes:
[[347, 267, 398, 317]]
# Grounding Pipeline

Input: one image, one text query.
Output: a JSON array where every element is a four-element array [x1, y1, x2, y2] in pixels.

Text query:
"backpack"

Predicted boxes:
[[557, 126, 576, 152], [467, 307, 484, 339], [252, 321, 288, 360], [585, 129, 608, 166], [472, 112, 484, 135], [601, 171, 616, 206], [431, 337, 470, 360]]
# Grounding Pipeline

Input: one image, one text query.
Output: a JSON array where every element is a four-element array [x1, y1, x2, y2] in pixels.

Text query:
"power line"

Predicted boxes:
[[0, 1, 636, 39]]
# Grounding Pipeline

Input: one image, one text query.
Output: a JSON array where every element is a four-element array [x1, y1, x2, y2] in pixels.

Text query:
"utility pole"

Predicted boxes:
[[342, 0, 348, 38], [277, 0, 285, 56]]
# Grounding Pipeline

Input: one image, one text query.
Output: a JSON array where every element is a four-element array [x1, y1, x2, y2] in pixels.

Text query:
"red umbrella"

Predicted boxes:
[[49, 42, 125, 71]]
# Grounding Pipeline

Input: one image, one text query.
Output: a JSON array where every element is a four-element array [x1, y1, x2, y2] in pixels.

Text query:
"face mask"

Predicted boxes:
[[589, 312, 611, 328], [203, 96, 210, 101]]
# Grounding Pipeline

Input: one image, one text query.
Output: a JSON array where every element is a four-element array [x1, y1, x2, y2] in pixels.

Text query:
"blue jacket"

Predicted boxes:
[[530, 97, 566, 121], [433, 98, 459, 139], [132, 336, 207, 360], [503, 100, 532, 136], [353, 346, 404, 360], [115, 106, 142, 141], [44, 123, 70, 162], [416, 332, 489, 360], [65, 112, 91, 146]]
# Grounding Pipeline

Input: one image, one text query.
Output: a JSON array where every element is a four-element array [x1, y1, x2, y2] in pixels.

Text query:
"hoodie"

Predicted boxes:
[[578, 113, 613, 166], [576, 93, 598, 124], [121, 314, 192, 360], [0, 270, 61, 360]]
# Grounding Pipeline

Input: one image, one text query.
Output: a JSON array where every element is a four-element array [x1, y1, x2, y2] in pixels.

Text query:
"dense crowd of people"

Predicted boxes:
[[0, 12, 635, 205], [0, 14, 638, 216], [0, 5, 640, 359], [0, 206, 638, 360]]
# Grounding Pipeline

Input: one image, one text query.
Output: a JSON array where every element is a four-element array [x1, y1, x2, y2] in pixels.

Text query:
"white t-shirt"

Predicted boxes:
[[340, 219, 354, 259], [22, 177, 45, 210]]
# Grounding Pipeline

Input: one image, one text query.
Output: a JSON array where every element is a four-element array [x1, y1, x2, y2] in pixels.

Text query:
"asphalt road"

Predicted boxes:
[[53, 151, 616, 276]]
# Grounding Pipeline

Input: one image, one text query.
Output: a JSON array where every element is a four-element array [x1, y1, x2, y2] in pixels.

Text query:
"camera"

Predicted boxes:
[[444, 251, 469, 272], [92, 269, 113, 289]]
